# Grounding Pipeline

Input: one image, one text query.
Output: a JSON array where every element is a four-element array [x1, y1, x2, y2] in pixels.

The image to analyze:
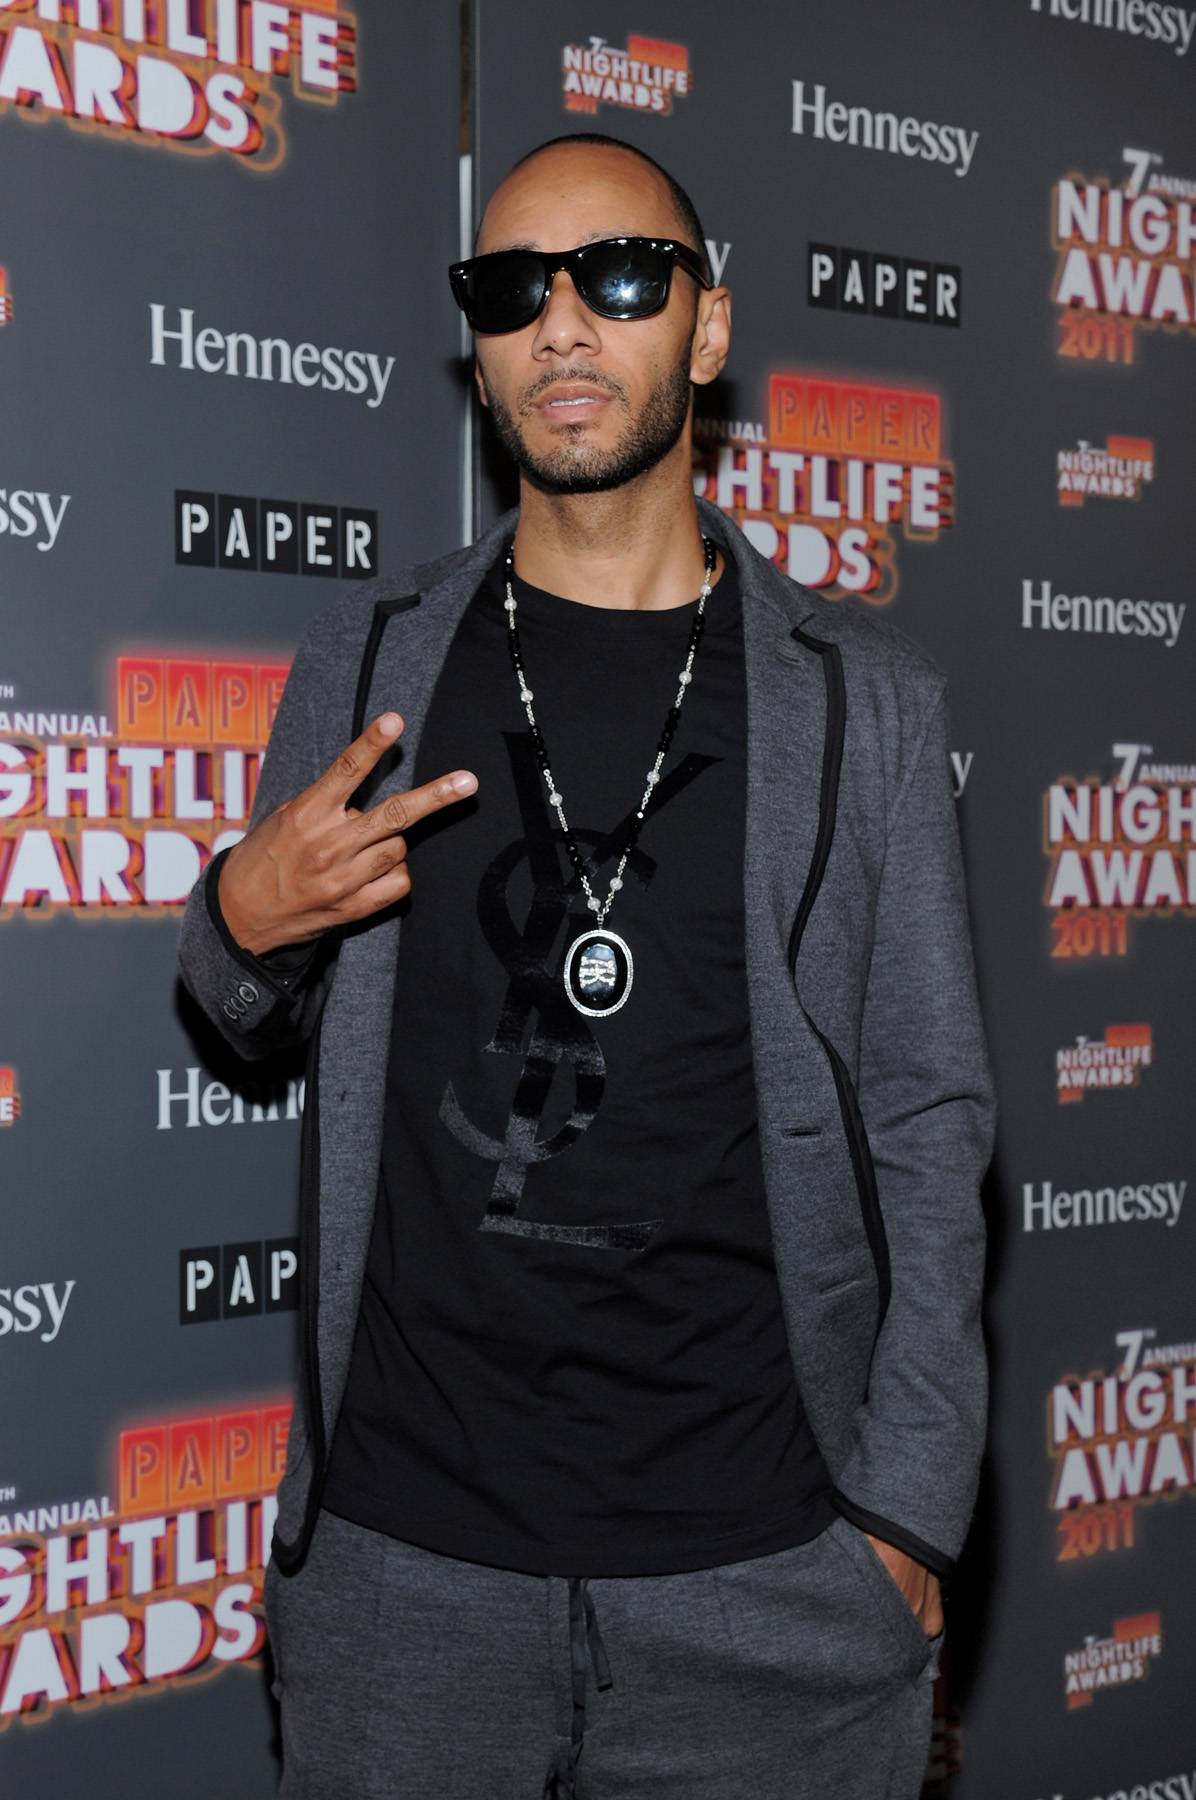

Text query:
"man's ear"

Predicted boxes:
[[473, 359, 489, 409], [689, 289, 731, 389]]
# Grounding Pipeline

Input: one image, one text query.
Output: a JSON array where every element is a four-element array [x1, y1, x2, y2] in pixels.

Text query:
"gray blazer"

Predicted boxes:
[[177, 494, 995, 1581]]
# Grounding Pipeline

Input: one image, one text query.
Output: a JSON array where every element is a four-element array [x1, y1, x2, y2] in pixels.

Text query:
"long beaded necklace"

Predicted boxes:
[[502, 532, 717, 1017]]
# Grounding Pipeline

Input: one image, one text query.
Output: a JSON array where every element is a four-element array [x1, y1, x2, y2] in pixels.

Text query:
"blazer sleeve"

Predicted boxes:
[[830, 684, 996, 1577], [175, 615, 336, 1062]]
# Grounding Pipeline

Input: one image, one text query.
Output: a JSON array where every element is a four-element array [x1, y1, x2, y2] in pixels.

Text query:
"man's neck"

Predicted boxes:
[[510, 481, 724, 612]]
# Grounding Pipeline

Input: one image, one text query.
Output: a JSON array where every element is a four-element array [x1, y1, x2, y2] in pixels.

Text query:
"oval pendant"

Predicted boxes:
[[563, 928, 633, 1017]]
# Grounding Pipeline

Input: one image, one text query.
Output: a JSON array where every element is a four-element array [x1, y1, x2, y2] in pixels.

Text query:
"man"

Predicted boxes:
[[177, 131, 994, 1799]]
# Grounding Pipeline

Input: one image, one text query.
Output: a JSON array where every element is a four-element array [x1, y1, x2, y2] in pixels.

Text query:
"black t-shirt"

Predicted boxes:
[[321, 546, 834, 1576]]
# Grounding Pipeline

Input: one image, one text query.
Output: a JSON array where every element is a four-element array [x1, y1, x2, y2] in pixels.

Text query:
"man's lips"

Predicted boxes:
[[534, 386, 613, 418]]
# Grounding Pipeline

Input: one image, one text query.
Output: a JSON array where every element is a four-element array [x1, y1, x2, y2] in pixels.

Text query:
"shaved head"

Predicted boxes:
[[476, 133, 707, 271]]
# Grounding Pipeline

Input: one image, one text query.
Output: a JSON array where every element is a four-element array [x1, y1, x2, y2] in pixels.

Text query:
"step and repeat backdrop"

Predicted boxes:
[[3, 1, 1193, 1795], [0, 4, 464, 1795]]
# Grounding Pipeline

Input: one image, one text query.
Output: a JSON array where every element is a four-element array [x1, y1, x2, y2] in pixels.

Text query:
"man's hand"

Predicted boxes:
[[217, 711, 479, 957], [861, 1532, 944, 1637]]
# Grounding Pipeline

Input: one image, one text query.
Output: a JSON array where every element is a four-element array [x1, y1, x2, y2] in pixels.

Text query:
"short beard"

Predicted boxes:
[[485, 338, 695, 495]]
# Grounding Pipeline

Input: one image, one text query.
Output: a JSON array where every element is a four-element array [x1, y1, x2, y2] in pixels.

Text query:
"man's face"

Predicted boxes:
[[471, 147, 718, 496]]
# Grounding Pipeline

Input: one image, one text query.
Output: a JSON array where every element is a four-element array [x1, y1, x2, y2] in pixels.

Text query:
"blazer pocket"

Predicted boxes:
[[815, 1268, 868, 1299], [809, 1027, 891, 1318], [827, 1514, 940, 1681]]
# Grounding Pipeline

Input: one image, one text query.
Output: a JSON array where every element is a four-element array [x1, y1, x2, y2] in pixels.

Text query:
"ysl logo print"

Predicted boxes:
[[439, 730, 720, 1250]]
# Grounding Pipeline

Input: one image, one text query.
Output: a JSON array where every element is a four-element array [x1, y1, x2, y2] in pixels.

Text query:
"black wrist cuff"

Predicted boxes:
[[203, 845, 319, 998]]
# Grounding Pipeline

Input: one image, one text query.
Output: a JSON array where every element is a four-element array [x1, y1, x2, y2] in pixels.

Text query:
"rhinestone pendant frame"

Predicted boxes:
[[563, 927, 635, 1017]]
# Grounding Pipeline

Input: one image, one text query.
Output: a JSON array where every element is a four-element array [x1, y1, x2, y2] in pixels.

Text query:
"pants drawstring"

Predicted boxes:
[[544, 1575, 613, 1799]]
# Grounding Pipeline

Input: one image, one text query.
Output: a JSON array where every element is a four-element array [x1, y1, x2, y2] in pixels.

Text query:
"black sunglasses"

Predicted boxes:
[[448, 235, 713, 334]]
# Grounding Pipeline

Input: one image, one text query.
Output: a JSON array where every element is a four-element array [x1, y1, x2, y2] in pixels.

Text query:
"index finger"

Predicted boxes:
[[313, 712, 405, 808]]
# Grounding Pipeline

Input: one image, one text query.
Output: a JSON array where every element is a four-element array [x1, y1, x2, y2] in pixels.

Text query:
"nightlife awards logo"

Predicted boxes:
[[179, 1240, 299, 1323], [1056, 1024, 1153, 1102], [1048, 1326, 1196, 1561], [790, 81, 978, 177], [561, 34, 691, 116], [0, 1066, 18, 1126], [0, 1280, 74, 1343], [1052, 147, 1196, 364], [807, 245, 961, 327], [150, 306, 395, 410], [693, 372, 953, 604], [1063, 1614, 1163, 1709], [1029, 0, 1195, 54], [0, 0, 358, 169], [1043, 740, 1196, 957], [0, 488, 70, 552], [0, 266, 12, 324], [1056, 436, 1155, 505], [0, 650, 288, 914], [0, 1398, 289, 1724], [175, 490, 377, 578]]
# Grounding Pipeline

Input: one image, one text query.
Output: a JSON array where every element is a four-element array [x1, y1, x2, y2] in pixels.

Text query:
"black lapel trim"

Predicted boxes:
[[350, 592, 422, 739], [779, 623, 893, 1341], [348, 595, 422, 811], [785, 626, 845, 979]]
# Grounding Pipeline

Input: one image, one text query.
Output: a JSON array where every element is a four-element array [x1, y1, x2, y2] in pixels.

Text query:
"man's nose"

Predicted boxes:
[[531, 269, 601, 354]]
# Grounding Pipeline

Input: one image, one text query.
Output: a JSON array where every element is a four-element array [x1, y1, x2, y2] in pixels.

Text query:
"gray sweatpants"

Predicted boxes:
[[264, 1506, 942, 1799]]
